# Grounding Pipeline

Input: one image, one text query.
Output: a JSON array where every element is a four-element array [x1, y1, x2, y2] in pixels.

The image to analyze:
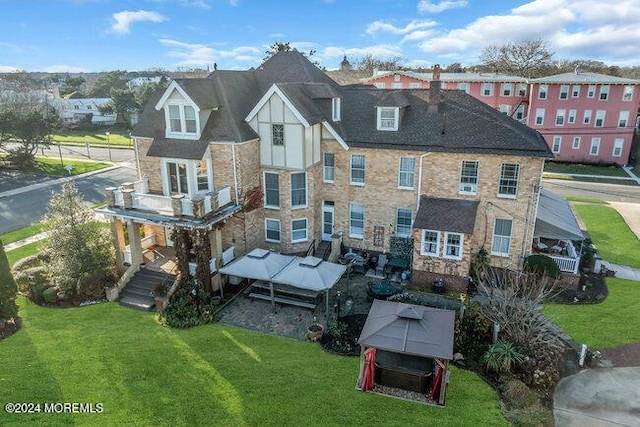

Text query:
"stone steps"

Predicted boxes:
[[119, 269, 175, 311]]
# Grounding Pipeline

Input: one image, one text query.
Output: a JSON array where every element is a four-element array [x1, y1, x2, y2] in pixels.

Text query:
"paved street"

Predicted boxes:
[[0, 162, 137, 234], [543, 178, 640, 203], [3, 142, 135, 163]]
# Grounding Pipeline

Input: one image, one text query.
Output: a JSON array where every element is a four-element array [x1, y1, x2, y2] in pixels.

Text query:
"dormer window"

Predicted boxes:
[[167, 104, 198, 136], [377, 107, 399, 131], [332, 97, 341, 121]]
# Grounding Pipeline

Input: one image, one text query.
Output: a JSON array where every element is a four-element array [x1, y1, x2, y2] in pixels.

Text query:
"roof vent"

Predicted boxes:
[[396, 303, 424, 319]]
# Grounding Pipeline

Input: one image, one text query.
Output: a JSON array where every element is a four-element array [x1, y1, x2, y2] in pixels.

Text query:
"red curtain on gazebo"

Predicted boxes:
[[361, 348, 377, 391]]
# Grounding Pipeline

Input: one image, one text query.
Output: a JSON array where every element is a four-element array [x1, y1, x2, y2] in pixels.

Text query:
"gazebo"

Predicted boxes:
[[356, 299, 456, 406]]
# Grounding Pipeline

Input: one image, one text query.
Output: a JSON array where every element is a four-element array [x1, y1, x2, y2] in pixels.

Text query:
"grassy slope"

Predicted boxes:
[[573, 204, 640, 268], [543, 162, 629, 177], [0, 298, 508, 426], [1, 223, 48, 245], [544, 278, 640, 349]]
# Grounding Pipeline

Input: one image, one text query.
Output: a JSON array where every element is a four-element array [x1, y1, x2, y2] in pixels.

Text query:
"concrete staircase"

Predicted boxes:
[[119, 269, 175, 311], [316, 240, 331, 261]]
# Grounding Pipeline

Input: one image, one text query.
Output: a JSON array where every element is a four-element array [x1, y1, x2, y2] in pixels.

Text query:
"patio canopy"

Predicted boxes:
[[535, 189, 584, 241], [358, 299, 455, 360], [218, 248, 294, 281]]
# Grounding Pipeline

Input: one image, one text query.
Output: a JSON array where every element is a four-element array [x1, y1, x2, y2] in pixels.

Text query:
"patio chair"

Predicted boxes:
[[376, 254, 388, 277], [533, 237, 548, 252]]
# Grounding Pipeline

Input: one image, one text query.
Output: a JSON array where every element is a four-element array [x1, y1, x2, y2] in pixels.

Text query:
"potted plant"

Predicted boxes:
[[306, 323, 324, 342], [153, 282, 170, 312]]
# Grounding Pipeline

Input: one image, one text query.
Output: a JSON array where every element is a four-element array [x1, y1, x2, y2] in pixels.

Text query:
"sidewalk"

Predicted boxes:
[[543, 166, 640, 184], [3, 232, 49, 251]]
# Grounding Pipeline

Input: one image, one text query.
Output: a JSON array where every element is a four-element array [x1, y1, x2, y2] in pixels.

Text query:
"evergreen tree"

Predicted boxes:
[[0, 240, 19, 322]]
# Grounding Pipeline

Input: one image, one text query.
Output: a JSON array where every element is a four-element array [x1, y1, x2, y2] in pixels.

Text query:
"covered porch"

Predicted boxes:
[[533, 189, 585, 274]]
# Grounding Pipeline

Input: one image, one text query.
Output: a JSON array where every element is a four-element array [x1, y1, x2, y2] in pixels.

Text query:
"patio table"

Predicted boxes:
[[368, 280, 402, 300]]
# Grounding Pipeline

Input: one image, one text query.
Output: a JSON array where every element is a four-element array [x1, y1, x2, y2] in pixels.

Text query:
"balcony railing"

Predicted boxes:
[[106, 178, 233, 219]]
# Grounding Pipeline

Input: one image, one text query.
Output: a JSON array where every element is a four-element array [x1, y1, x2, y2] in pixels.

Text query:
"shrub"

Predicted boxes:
[[523, 254, 561, 279], [42, 287, 58, 304], [161, 280, 216, 328], [454, 302, 492, 368], [483, 340, 524, 375], [502, 379, 539, 410], [504, 404, 554, 427]]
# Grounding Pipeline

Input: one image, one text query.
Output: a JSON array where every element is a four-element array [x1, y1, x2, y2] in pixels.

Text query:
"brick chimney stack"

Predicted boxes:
[[429, 64, 441, 112]]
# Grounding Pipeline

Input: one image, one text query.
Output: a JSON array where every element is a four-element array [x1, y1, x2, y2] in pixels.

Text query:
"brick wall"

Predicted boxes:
[[135, 137, 162, 193]]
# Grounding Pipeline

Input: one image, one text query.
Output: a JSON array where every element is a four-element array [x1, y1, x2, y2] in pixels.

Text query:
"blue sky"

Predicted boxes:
[[1, 0, 638, 73]]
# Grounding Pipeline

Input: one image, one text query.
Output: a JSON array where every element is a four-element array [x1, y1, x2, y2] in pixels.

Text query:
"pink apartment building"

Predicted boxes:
[[527, 72, 640, 165], [364, 69, 640, 165]]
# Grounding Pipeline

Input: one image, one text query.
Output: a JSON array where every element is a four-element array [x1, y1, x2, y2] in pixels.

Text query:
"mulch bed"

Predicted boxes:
[[0, 317, 21, 341], [552, 273, 608, 304], [320, 314, 368, 356], [602, 343, 640, 367]]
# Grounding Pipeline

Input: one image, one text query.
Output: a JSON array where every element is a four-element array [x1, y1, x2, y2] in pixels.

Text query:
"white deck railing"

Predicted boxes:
[[549, 254, 579, 274]]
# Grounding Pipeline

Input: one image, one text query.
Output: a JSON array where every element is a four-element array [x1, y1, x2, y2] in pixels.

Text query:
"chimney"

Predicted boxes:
[[429, 64, 441, 113], [430, 64, 441, 91]]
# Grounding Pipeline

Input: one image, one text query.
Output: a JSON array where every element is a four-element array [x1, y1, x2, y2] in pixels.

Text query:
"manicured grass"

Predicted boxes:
[[33, 157, 112, 176], [543, 174, 638, 186], [52, 124, 131, 147], [6, 240, 47, 267], [544, 278, 640, 349], [544, 162, 629, 177], [1, 222, 48, 245], [565, 196, 609, 204], [573, 204, 640, 268], [0, 298, 509, 426]]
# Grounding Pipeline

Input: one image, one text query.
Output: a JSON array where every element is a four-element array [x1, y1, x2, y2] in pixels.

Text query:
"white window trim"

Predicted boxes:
[[538, 84, 547, 99], [397, 156, 415, 190], [350, 154, 365, 186], [590, 138, 600, 156], [349, 203, 364, 239], [559, 85, 569, 100], [490, 219, 512, 257], [482, 83, 493, 97], [290, 172, 308, 209], [587, 85, 596, 98], [291, 218, 308, 243], [271, 123, 284, 146], [459, 160, 479, 195], [420, 229, 440, 256], [552, 136, 562, 154], [443, 232, 463, 260], [161, 157, 212, 198], [501, 83, 513, 96], [498, 163, 519, 199], [568, 109, 576, 124], [555, 109, 566, 126], [572, 137, 581, 149], [622, 86, 634, 101], [571, 85, 580, 98], [265, 218, 281, 243], [377, 107, 399, 131], [599, 85, 610, 101], [595, 110, 606, 128], [535, 108, 545, 125], [583, 110, 592, 124], [323, 153, 335, 183], [612, 139, 624, 157], [618, 111, 629, 128], [395, 208, 413, 238], [263, 171, 280, 210], [164, 102, 201, 140]]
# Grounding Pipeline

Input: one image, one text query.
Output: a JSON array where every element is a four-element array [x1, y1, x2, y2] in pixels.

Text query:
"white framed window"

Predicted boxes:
[[162, 157, 212, 197], [377, 107, 399, 130], [349, 203, 364, 238], [396, 208, 412, 238], [538, 84, 547, 99], [515, 105, 525, 120], [583, 110, 592, 124], [552, 136, 562, 153], [291, 218, 308, 243], [618, 111, 629, 128], [459, 160, 479, 194], [391, 82, 403, 89], [491, 218, 512, 257], [555, 109, 566, 126], [535, 108, 545, 125], [265, 219, 281, 243], [443, 232, 463, 260], [350, 154, 365, 185], [272, 124, 284, 146], [623, 85, 634, 101], [332, 97, 341, 121], [323, 153, 335, 183], [498, 163, 519, 198], [613, 139, 624, 157], [590, 138, 600, 156], [572, 137, 581, 149], [568, 109, 577, 124], [166, 161, 189, 194], [458, 82, 470, 94], [482, 83, 493, 97], [195, 159, 212, 192], [291, 172, 307, 208], [571, 85, 580, 98], [166, 104, 198, 136], [409, 82, 422, 89], [374, 82, 385, 89], [517, 84, 527, 97], [599, 85, 609, 100], [398, 157, 415, 189], [420, 230, 439, 256], [87, 105, 92, 110], [559, 85, 569, 99], [501, 83, 513, 96], [264, 172, 280, 209], [587, 85, 596, 98], [595, 110, 605, 127]]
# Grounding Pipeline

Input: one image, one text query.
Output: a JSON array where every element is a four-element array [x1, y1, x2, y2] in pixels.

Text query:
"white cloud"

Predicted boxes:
[[159, 39, 261, 66], [366, 19, 436, 35], [0, 65, 20, 72], [418, 0, 468, 14], [111, 10, 167, 34], [319, 44, 403, 60], [401, 30, 437, 43], [44, 65, 88, 73]]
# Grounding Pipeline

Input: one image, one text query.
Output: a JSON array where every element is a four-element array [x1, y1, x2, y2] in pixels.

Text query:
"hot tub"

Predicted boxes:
[[374, 350, 433, 393]]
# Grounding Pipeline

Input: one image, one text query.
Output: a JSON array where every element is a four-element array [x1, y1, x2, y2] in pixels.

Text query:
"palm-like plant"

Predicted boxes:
[[483, 340, 524, 374]]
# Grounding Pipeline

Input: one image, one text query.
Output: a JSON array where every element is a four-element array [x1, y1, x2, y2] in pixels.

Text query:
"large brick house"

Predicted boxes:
[[99, 51, 551, 301]]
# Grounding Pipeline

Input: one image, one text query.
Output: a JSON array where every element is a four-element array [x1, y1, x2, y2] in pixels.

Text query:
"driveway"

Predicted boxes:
[[608, 202, 640, 240], [554, 367, 640, 426]]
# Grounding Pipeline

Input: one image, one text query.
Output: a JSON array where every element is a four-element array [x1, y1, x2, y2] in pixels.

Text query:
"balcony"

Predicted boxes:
[[533, 238, 580, 274], [106, 178, 232, 219]]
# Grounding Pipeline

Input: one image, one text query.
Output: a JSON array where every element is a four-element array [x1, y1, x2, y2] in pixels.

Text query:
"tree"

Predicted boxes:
[[352, 54, 407, 75], [99, 88, 139, 124], [44, 182, 115, 301], [0, 239, 19, 322], [478, 39, 554, 78], [88, 71, 128, 97]]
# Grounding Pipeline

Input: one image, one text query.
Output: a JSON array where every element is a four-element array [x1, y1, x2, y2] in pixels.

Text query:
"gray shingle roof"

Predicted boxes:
[[413, 197, 479, 234], [173, 79, 220, 109], [531, 72, 639, 85], [146, 138, 210, 160]]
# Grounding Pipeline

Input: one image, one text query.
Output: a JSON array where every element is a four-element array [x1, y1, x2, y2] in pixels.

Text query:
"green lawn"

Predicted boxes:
[[0, 298, 508, 426], [573, 204, 640, 268], [544, 162, 629, 177], [6, 240, 48, 268], [33, 157, 112, 176], [1, 223, 48, 245], [565, 196, 609, 205], [52, 124, 131, 147], [544, 278, 640, 349]]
